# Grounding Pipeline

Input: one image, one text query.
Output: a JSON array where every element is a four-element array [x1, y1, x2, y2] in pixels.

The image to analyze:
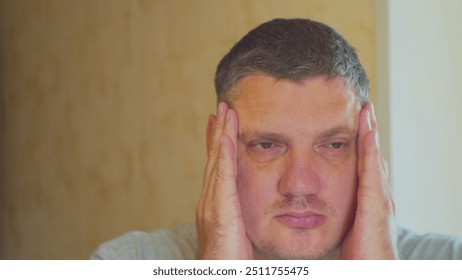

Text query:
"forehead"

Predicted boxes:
[[232, 75, 360, 135]]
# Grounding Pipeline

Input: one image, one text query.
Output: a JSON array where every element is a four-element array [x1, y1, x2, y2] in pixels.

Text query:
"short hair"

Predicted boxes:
[[214, 18, 369, 105]]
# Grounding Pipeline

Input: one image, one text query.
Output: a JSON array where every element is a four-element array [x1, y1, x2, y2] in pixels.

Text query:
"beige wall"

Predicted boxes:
[[383, 0, 462, 236], [0, 0, 375, 259]]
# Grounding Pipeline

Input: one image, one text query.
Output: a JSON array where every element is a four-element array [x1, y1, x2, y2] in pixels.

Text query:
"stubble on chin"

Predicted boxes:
[[252, 232, 342, 260]]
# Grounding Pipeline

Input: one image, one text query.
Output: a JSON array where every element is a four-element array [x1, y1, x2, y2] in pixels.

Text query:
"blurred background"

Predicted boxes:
[[0, 0, 460, 259]]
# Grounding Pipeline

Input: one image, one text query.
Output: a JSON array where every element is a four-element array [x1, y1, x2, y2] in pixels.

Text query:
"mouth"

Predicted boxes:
[[275, 211, 326, 229]]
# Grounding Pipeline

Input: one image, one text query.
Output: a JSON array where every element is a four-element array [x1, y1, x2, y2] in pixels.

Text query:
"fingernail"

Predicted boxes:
[[370, 102, 376, 115], [366, 110, 372, 130], [370, 103, 377, 123], [374, 130, 380, 148]]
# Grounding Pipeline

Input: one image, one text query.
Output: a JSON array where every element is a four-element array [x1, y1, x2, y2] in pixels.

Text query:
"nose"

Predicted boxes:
[[277, 150, 322, 197]]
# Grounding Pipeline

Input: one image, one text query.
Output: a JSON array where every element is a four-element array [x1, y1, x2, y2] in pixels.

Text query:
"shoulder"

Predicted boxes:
[[91, 223, 198, 260], [398, 227, 462, 259]]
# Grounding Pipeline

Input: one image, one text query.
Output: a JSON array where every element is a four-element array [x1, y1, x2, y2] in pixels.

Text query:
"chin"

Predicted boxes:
[[254, 240, 340, 260], [252, 230, 342, 260]]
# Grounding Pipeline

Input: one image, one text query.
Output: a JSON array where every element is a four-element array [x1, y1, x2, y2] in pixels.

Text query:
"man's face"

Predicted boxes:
[[232, 74, 361, 259]]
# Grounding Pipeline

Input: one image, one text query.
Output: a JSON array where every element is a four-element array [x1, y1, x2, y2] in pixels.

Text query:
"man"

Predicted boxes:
[[92, 18, 462, 260]]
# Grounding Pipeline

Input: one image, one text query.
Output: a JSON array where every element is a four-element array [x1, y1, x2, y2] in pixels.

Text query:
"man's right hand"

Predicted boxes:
[[196, 102, 254, 259]]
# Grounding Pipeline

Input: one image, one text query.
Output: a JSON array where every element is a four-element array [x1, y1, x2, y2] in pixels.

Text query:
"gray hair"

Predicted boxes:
[[214, 18, 369, 105]]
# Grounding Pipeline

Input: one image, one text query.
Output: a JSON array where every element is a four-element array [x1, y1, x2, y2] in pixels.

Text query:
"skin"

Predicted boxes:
[[196, 74, 397, 259]]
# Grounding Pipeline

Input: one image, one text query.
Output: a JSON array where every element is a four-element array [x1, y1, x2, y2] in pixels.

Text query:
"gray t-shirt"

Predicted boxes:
[[91, 223, 462, 260]]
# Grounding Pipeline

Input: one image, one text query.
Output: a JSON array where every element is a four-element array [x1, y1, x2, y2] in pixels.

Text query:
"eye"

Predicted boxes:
[[246, 139, 287, 162], [329, 142, 344, 149], [315, 137, 355, 161], [255, 142, 274, 150]]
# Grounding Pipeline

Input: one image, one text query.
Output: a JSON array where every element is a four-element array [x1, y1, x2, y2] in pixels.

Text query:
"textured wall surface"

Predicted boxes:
[[0, 0, 375, 259]]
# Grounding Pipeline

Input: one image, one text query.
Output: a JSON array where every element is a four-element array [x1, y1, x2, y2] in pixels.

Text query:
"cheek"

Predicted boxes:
[[322, 160, 358, 214], [236, 155, 281, 221]]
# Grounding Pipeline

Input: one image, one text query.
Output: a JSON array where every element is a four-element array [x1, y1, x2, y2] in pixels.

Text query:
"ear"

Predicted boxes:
[[206, 114, 217, 157]]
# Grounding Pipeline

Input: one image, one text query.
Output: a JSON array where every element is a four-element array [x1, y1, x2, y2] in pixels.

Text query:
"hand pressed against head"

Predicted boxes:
[[230, 74, 361, 260]]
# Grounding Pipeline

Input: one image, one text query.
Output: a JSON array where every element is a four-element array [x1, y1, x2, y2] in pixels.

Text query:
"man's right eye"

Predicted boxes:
[[255, 142, 274, 149], [246, 140, 287, 163]]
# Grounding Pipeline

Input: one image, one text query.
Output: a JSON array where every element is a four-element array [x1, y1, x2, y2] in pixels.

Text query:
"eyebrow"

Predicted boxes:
[[317, 126, 357, 139], [239, 131, 289, 143]]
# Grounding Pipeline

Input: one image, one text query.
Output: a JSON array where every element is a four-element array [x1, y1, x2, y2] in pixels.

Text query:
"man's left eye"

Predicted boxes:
[[329, 142, 344, 149]]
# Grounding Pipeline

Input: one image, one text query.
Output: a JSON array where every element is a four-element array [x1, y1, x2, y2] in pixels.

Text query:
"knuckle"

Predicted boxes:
[[215, 165, 228, 181], [208, 148, 218, 159]]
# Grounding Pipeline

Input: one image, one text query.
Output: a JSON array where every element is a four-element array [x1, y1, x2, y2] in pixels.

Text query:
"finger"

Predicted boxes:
[[369, 102, 377, 131], [369, 103, 393, 200], [357, 102, 372, 176], [213, 133, 237, 200], [198, 103, 229, 222], [362, 103, 389, 196], [210, 107, 238, 200], [357, 102, 390, 209], [360, 127, 390, 210], [202, 102, 229, 197], [223, 109, 239, 176], [211, 102, 229, 159], [382, 159, 396, 215]]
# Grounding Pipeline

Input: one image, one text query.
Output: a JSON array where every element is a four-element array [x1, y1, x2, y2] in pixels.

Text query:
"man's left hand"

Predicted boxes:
[[340, 102, 398, 259]]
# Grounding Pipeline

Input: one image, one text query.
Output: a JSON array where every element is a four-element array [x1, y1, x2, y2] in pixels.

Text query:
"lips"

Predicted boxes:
[[276, 212, 326, 229]]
